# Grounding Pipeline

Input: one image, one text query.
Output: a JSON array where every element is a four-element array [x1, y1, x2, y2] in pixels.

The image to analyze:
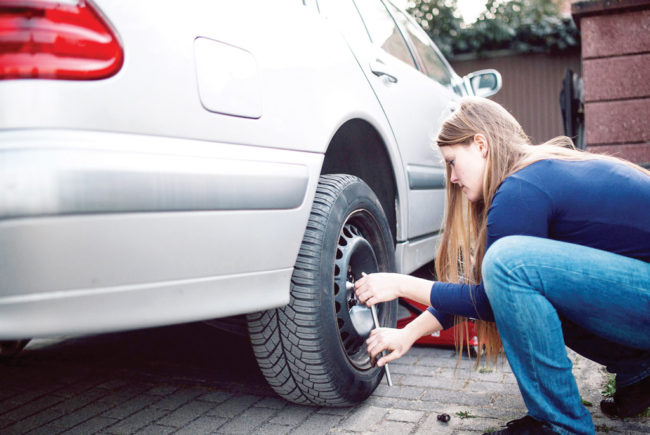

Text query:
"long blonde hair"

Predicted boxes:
[[434, 97, 650, 363]]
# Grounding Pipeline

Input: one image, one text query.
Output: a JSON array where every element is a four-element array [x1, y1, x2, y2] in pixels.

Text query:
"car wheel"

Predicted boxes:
[[0, 340, 30, 360], [247, 174, 397, 406]]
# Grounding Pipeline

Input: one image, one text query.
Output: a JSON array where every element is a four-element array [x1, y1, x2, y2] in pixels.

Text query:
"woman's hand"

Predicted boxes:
[[366, 327, 416, 367], [353, 272, 403, 307]]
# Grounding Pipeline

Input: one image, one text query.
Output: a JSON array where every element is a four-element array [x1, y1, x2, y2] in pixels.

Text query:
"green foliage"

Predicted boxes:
[[407, 0, 463, 58], [407, 0, 580, 58], [594, 423, 613, 433], [455, 410, 476, 419], [601, 375, 616, 398]]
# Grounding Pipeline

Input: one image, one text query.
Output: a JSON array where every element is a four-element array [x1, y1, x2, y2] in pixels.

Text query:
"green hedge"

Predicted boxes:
[[407, 0, 580, 59]]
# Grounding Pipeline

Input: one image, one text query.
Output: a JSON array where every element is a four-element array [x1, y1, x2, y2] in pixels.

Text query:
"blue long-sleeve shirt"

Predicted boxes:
[[427, 158, 650, 329]]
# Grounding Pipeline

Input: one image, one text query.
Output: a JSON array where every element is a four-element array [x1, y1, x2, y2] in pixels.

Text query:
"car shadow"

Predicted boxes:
[[0, 322, 275, 397]]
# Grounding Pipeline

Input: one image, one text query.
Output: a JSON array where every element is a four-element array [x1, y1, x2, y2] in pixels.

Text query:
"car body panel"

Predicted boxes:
[[0, 0, 495, 339], [0, 129, 323, 338]]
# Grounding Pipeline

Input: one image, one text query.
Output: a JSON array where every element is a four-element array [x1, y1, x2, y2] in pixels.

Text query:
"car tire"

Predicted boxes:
[[0, 340, 30, 360], [247, 174, 397, 406]]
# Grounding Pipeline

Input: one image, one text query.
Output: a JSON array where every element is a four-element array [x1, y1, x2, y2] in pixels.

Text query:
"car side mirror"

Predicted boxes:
[[463, 69, 502, 98]]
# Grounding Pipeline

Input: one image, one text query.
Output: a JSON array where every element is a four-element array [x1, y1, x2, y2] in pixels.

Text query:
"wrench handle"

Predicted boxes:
[[370, 305, 393, 387]]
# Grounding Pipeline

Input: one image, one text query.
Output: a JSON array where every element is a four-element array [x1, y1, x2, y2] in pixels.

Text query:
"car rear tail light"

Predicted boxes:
[[0, 0, 123, 80]]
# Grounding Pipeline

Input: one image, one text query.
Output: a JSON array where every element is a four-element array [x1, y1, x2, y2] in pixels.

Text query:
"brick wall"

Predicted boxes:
[[572, 0, 650, 166]]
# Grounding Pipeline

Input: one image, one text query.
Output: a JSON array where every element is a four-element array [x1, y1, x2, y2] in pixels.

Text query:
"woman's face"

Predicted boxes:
[[440, 137, 488, 202]]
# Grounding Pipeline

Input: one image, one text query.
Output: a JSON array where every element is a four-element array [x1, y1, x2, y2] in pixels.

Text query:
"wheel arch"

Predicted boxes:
[[321, 118, 399, 244]]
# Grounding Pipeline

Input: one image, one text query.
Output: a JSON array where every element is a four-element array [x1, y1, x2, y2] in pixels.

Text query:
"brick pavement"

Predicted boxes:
[[0, 323, 647, 434]]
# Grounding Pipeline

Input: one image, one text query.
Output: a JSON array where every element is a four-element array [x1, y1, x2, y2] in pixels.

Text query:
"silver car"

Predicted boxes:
[[0, 0, 500, 405]]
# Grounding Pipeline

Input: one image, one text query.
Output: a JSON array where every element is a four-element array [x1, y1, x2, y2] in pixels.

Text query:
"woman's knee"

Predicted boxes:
[[482, 236, 533, 297]]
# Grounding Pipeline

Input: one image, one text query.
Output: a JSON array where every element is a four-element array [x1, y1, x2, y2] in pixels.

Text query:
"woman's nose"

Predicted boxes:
[[449, 168, 459, 184]]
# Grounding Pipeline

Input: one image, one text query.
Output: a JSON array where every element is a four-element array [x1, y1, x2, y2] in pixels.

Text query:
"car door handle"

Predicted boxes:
[[370, 61, 398, 83]]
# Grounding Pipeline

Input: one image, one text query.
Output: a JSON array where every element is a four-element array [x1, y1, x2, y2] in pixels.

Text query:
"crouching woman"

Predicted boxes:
[[354, 97, 650, 435]]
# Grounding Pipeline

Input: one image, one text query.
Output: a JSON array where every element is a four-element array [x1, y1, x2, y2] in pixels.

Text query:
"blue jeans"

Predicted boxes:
[[482, 236, 650, 435]]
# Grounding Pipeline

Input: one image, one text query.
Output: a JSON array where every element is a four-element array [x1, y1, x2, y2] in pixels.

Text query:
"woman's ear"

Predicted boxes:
[[474, 134, 489, 158]]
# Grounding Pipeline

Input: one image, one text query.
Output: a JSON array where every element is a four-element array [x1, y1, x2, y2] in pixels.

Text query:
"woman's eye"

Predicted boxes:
[[448, 160, 455, 167]]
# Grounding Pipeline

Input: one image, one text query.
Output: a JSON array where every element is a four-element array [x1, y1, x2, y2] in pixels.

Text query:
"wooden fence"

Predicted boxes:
[[451, 50, 581, 144]]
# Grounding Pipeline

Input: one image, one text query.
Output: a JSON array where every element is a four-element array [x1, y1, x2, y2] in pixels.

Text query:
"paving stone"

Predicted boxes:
[[0, 389, 55, 412], [92, 386, 152, 412], [254, 397, 287, 410], [414, 412, 459, 435], [149, 387, 206, 411], [61, 416, 118, 434], [1, 394, 63, 421], [215, 406, 276, 434], [465, 406, 521, 420], [388, 364, 437, 376], [362, 396, 399, 409], [268, 405, 315, 426], [364, 398, 439, 413], [146, 385, 178, 396], [173, 416, 228, 435], [415, 354, 475, 369], [490, 394, 526, 410], [436, 367, 482, 381], [207, 394, 261, 418], [421, 388, 492, 407], [408, 346, 441, 357], [372, 384, 425, 400], [0, 426, 29, 435], [293, 413, 344, 435], [2, 329, 647, 434], [399, 373, 466, 390], [391, 355, 421, 366], [102, 406, 169, 434], [155, 400, 215, 427], [338, 405, 387, 432], [134, 423, 177, 434], [97, 380, 130, 391], [377, 420, 416, 433], [50, 379, 106, 399], [255, 423, 294, 434], [386, 408, 424, 423], [49, 387, 112, 415], [48, 396, 134, 432], [197, 390, 233, 404], [101, 394, 159, 419], [473, 369, 507, 383], [457, 416, 502, 431], [4, 407, 66, 433], [0, 388, 19, 403], [0, 418, 13, 429], [463, 380, 514, 394], [315, 407, 352, 416]]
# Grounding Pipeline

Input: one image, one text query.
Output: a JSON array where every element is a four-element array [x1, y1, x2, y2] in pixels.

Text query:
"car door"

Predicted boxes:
[[319, 0, 460, 241]]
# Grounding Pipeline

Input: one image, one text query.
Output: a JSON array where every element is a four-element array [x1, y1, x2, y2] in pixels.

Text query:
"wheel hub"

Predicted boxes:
[[333, 221, 382, 370]]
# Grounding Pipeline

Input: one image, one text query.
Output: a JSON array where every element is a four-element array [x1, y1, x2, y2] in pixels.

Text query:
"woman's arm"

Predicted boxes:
[[354, 272, 494, 322], [354, 272, 433, 306], [366, 310, 442, 367]]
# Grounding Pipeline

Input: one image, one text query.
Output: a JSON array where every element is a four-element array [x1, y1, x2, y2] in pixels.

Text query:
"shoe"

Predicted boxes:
[[600, 375, 650, 418], [482, 415, 557, 435]]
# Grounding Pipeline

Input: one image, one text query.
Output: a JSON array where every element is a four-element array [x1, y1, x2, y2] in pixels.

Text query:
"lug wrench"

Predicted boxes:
[[347, 281, 393, 386]]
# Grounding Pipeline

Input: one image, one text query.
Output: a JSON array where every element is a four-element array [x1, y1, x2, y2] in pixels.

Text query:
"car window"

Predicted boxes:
[[316, 0, 374, 48], [387, 3, 454, 88], [353, 0, 416, 68]]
